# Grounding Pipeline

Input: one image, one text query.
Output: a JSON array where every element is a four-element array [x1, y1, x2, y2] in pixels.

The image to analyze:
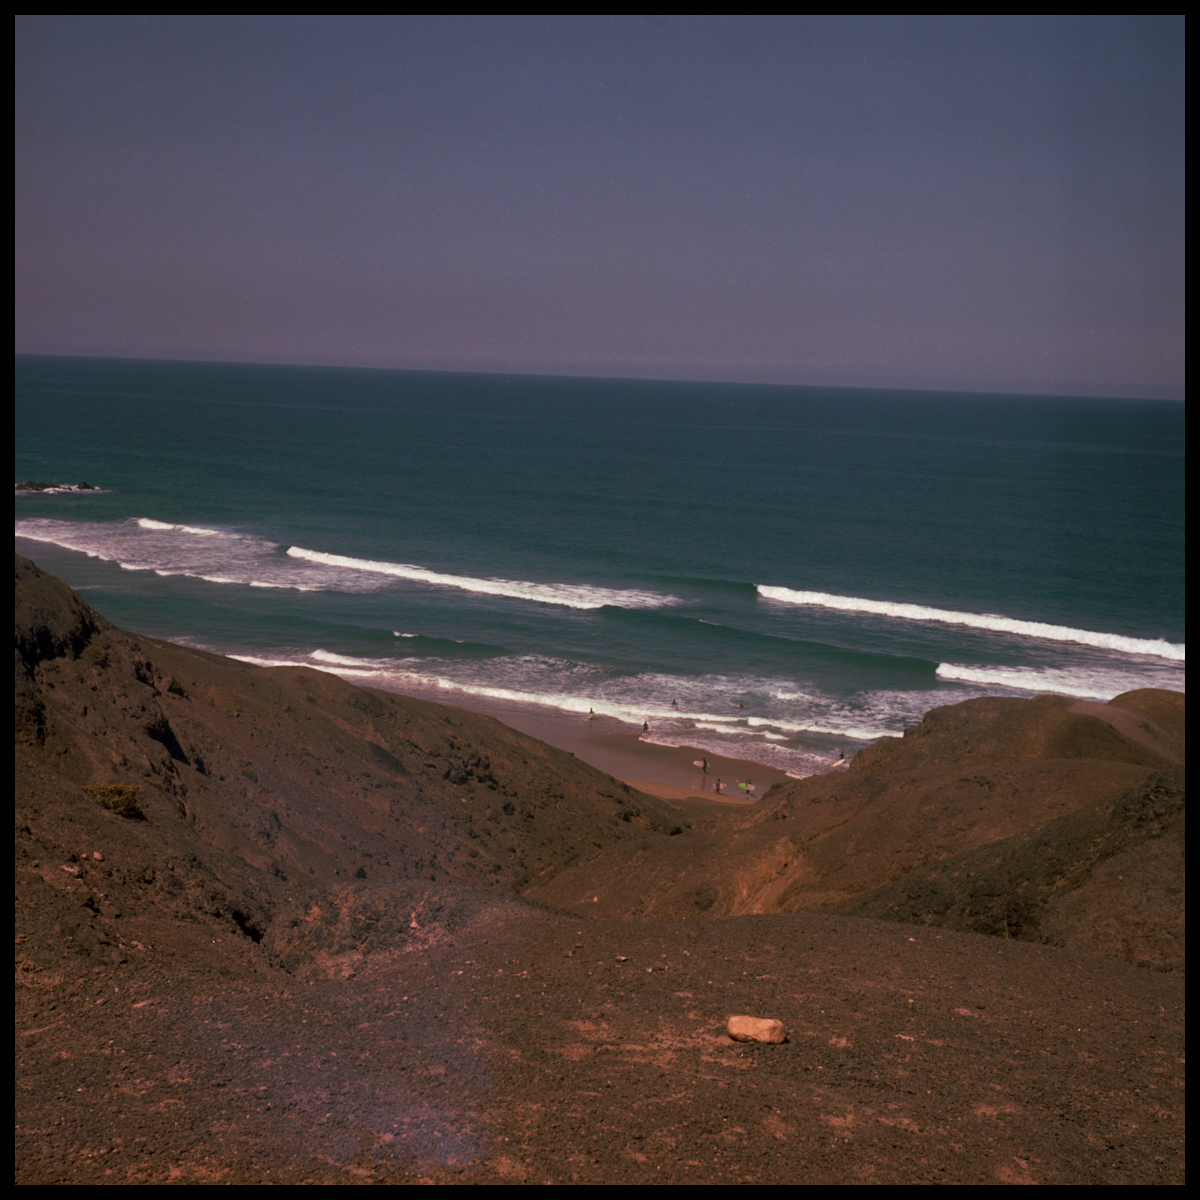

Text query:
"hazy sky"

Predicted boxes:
[[14, 16, 1185, 398]]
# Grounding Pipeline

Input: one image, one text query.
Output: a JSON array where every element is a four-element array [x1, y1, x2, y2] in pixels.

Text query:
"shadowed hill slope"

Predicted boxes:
[[16, 555, 685, 908]]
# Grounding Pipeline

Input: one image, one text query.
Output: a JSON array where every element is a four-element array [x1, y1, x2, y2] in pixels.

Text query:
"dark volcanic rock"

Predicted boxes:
[[14, 554, 110, 669], [14, 480, 94, 491]]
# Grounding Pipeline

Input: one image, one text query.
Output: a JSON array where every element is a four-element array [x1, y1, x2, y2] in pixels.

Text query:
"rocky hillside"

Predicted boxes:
[[528, 687, 1184, 972], [15, 556, 1185, 1183], [16, 552, 688, 948]]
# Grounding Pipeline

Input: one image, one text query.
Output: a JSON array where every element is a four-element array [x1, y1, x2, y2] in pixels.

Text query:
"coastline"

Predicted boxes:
[[382, 689, 796, 799], [15, 553, 1187, 1183]]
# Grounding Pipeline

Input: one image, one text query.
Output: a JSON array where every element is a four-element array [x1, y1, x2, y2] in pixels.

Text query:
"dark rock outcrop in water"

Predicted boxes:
[[14, 556, 1184, 1183], [14, 480, 96, 491]]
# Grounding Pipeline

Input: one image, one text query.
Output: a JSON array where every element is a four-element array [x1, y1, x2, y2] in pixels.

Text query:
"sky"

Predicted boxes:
[[14, 15, 1185, 399]]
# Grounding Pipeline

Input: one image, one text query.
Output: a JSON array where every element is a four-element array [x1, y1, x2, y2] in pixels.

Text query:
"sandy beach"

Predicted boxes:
[[409, 695, 795, 799]]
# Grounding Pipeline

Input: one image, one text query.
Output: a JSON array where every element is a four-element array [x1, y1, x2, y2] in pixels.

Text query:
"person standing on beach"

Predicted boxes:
[[701, 757, 708, 774], [713, 777, 722, 794], [588, 708, 595, 722], [642, 720, 648, 733]]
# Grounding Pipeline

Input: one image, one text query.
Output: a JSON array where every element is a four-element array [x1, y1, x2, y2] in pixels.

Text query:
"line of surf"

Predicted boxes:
[[286, 545, 679, 611], [935, 661, 1184, 701], [310, 657, 900, 743], [136, 517, 241, 539], [16, 517, 329, 592], [757, 585, 1184, 662], [203, 644, 927, 758], [224, 648, 398, 678]]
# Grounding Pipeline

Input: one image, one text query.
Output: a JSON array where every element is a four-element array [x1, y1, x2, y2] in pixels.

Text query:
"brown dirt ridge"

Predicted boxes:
[[14, 554, 1184, 1183]]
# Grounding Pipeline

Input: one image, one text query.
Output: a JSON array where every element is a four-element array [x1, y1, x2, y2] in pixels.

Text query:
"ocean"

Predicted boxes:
[[15, 355, 1185, 778]]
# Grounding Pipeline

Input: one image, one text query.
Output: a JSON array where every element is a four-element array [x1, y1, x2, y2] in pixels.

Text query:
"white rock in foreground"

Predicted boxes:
[[726, 1015, 787, 1044]]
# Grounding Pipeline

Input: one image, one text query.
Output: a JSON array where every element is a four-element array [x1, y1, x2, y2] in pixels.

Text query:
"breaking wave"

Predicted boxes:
[[757, 585, 1184, 662], [935, 661, 1184, 700], [286, 545, 679, 611]]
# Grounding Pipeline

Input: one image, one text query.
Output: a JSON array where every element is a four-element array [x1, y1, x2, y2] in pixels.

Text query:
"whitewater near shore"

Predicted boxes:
[[15, 358, 1184, 786]]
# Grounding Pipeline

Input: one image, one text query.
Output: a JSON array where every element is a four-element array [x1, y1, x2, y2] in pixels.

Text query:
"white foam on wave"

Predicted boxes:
[[165, 572, 238, 585], [309, 648, 395, 670], [248, 579, 322, 590], [15, 520, 203, 581], [687, 712, 892, 742], [286, 545, 678, 611], [228, 650, 392, 679], [372, 668, 590, 713], [936, 661, 1184, 700], [214, 644, 906, 753], [757, 585, 1185, 662], [16, 516, 332, 592], [226, 653, 299, 669], [136, 517, 243, 539], [444, 662, 911, 744], [635, 732, 830, 779], [207, 644, 926, 774], [15, 520, 102, 554]]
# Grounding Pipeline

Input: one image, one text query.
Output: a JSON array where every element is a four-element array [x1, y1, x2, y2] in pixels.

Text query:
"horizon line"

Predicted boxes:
[[14, 349, 1184, 404]]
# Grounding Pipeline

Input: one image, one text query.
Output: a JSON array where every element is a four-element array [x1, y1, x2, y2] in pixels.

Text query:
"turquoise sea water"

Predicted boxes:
[[15, 355, 1185, 776]]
